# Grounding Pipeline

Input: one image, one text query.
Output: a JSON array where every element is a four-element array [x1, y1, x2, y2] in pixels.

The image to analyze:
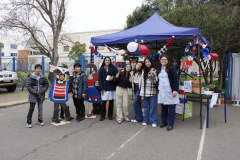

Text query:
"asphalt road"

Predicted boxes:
[[0, 97, 239, 160]]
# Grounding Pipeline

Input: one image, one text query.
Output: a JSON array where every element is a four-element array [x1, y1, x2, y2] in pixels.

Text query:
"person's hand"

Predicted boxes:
[[108, 77, 113, 81], [150, 68, 155, 74], [50, 65, 56, 71], [172, 91, 178, 97], [129, 75, 132, 82], [116, 72, 120, 78], [61, 63, 67, 67], [69, 69, 73, 75], [88, 75, 93, 79], [82, 93, 86, 98], [101, 90, 105, 95]]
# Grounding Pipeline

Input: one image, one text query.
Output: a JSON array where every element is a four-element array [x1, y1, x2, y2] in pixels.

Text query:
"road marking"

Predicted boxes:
[[106, 126, 147, 159], [197, 112, 207, 160]]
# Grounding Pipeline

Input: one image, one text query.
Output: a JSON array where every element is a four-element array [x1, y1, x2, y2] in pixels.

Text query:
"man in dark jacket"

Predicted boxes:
[[26, 64, 49, 128]]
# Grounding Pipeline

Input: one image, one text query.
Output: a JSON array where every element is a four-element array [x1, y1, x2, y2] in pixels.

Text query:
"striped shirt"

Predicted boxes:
[[140, 70, 158, 97]]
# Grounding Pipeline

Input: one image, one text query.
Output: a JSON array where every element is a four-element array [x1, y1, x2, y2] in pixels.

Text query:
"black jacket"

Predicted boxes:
[[167, 66, 179, 92], [114, 73, 132, 89]]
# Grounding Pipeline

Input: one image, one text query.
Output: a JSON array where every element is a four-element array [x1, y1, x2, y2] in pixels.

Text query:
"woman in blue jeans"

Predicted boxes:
[[140, 58, 158, 127], [130, 61, 143, 122], [157, 54, 179, 131]]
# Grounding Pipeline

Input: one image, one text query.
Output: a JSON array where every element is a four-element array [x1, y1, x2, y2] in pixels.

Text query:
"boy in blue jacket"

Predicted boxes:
[[69, 62, 88, 122]]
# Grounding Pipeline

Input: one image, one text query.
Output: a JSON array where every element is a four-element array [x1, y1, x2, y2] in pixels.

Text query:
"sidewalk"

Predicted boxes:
[[0, 87, 50, 108]]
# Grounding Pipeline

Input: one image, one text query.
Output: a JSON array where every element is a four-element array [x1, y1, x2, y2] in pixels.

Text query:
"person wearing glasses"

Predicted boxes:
[[157, 54, 179, 131]]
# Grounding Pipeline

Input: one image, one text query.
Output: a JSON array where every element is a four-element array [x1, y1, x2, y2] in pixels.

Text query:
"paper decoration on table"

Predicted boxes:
[[184, 80, 192, 93], [210, 93, 218, 108]]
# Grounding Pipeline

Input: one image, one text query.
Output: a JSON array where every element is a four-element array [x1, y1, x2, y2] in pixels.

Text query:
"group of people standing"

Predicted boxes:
[[26, 54, 179, 131], [98, 55, 179, 131]]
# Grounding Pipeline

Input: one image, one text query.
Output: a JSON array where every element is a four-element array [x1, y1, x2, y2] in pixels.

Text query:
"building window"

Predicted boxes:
[[10, 44, 17, 49], [97, 46, 105, 50], [64, 46, 69, 52], [1, 52, 4, 57], [32, 52, 42, 55], [11, 53, 17, 57], [0, 43, 4, 48]]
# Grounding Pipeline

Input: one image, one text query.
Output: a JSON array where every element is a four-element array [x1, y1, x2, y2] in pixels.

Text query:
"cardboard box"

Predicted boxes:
[[175, 102, 193, 119]]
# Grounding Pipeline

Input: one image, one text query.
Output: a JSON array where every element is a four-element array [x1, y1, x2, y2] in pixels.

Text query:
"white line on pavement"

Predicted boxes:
[[197, 112, 207, 160], [106, 126, 147, 160]]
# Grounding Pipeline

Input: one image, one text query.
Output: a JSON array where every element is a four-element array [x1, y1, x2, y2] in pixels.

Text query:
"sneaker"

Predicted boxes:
[[52, 119, 60, 123], [125, 118, 130, 122], [76, 114, 80, 121], [78, 117, 86, 122], [142, 122, 147, 126], [26, 123, 32, 128], [100, 117, 105, 121], [59, 116, 65, 121], [117, 120, 122, 124], [66, 117, 74, 121], [131, 119, 138, 123], [38, 119, 44, 126], [152, 124, 157, 128]]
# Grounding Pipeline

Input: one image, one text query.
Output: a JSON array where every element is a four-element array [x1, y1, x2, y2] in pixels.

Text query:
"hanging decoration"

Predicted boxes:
[[138, 44, 150, 56], [209, 53, 218, 61], [89, 44, 129, 61], [150, 36, 175, 62], [181, 34, 219, 76]]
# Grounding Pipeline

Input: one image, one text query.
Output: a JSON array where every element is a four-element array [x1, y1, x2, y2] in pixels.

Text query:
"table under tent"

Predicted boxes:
[[91, 12, 220, 129]]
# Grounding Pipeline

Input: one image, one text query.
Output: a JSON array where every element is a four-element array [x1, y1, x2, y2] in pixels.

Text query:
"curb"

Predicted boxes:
[[0, 97, 50, 109]]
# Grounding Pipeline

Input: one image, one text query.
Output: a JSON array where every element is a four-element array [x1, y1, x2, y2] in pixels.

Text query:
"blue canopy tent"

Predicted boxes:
[[91, 12, 209, 50], [91, 12, 211, 129]]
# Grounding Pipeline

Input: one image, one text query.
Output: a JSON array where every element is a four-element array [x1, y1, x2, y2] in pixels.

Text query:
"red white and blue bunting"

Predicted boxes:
[[150, 36, 175, 62]]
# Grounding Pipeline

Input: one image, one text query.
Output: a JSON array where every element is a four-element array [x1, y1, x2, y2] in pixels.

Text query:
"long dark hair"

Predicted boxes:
[[157, 54, 172, 73], [120, 64, 132, 78], [101, 57, 115, 75], [143, 58, 153, 96], [133, 61, 143, 75]]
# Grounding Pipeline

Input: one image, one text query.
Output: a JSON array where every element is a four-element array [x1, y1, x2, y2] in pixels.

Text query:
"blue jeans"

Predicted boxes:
[[133, 85, 143, 122], [161, 104, 176, 126], [143, 95, 158, 124]]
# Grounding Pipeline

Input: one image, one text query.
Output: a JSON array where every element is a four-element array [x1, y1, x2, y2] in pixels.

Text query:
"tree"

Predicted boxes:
[[125, 1, 239, 88], [0, 0, 68, 65], [162, 4, 240, 88], [68, 41, 86, 62]]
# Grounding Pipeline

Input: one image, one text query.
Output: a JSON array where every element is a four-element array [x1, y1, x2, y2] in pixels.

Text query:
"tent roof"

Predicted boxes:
[[91, 12, 209, 50]]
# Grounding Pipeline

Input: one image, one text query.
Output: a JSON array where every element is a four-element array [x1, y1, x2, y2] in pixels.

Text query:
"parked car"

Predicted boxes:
[[0, 66, 18, 92]]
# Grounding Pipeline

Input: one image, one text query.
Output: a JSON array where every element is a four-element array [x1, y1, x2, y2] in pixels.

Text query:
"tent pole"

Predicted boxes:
[[198, 39, 202, 129]]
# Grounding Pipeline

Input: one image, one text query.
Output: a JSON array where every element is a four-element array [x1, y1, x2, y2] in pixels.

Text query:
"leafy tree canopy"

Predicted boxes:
[[68, 42, 86, 61]]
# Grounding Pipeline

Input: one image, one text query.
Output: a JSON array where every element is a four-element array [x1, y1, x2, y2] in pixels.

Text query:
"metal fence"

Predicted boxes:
[[1, 55, 128, 87]]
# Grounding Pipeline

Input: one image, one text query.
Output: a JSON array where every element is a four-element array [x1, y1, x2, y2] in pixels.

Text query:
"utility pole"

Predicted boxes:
[[0, 43, 2, 66]]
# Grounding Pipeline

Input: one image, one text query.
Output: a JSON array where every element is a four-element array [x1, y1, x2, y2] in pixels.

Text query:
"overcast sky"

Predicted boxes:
[[65, 0, 144, 33]]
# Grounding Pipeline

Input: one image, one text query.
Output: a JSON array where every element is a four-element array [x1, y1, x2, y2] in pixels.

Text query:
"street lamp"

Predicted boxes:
[[151, 3, 160, 12]]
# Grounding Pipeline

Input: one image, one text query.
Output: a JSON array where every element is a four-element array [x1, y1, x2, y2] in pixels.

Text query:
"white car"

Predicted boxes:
[[0, 66, 18, 92]]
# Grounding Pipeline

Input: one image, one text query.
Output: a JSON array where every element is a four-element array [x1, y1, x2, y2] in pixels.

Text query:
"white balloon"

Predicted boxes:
[[127, 42, 138, 52]]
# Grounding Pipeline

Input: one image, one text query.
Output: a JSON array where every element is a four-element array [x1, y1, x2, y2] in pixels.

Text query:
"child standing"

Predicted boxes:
[[114, 64, 132, 124], [48, 65, 74, 123], [26, 64, 49, 128], [69, 62, 88, 122]]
